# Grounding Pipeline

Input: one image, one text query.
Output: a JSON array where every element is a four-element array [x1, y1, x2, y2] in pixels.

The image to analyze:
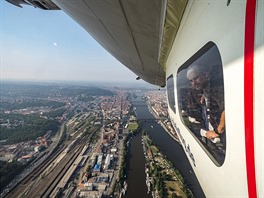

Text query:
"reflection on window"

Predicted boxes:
[[167, 75, 176, 113], [177, 42, 226, 166]]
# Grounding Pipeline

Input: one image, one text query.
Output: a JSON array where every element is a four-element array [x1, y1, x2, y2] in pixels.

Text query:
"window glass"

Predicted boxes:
[[167, 75, 176, 113], [177, 42, 226, 165]]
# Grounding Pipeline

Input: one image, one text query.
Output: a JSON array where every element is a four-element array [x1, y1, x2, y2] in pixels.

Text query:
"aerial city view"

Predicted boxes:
[[2, 0, 263, 198], [1, 2, 200, 198], [0, 82, 195, 198]]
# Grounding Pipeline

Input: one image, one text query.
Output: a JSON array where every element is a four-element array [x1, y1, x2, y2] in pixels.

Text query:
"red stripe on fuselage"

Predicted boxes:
[[244, 0, 257, 197]]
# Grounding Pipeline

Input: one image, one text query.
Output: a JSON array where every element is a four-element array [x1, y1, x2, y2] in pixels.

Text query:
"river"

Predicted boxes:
[[124, 95, 205, 198]]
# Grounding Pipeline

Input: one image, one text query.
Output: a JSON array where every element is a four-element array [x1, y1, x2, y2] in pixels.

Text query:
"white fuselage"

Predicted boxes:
[[166, 0, 263, 197]]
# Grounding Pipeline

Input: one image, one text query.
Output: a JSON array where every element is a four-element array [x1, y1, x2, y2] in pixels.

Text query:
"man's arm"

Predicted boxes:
[[206, 111, 225, 140]]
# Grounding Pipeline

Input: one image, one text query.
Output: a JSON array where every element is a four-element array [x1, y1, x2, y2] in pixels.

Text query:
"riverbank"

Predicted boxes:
[[131, 97, 205, 198], [146, 100, 180, 144], [141, 133, 193, 198], [123, 129, 152, 198]]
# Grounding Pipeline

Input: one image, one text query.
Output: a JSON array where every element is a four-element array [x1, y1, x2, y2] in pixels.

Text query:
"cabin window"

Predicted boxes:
[[167, 74, 176, 113], [177, 42, 226, 166]]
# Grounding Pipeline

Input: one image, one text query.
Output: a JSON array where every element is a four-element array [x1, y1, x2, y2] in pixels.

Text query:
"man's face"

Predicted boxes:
[[187, 69, 208, 90]]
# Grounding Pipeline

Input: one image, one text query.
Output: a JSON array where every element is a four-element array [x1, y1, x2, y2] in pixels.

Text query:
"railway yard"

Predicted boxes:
[[2, 92, 131, 198]]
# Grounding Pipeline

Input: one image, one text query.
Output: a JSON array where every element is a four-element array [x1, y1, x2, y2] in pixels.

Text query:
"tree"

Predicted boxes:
[[171, 193, 179, 198]]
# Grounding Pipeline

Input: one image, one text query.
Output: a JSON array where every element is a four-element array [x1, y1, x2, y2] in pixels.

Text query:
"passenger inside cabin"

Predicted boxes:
[[186, 65, 225, 142], [177, 43, 226, 164]]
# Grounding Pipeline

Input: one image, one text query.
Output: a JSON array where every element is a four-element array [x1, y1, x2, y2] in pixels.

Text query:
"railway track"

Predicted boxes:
[[41, 143, 85, 197], [4, 145, 66, 198], [5, 126, 100, 198], [25, 137, 87, 198]]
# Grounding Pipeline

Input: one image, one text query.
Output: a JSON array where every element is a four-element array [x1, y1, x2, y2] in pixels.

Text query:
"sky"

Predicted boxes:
[[0, 1, 151, 86]]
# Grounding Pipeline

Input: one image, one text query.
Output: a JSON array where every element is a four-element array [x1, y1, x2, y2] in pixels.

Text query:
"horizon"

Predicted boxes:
[[0, 79, 162, 89]]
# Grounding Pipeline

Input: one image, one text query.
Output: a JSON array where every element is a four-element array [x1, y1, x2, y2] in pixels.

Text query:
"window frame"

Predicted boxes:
[[166, 74, 176, 114], [176, 42, 226, 166]]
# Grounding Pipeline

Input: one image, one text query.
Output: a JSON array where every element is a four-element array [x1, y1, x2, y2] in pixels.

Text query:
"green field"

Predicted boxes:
[[128, 123, 138, 131]]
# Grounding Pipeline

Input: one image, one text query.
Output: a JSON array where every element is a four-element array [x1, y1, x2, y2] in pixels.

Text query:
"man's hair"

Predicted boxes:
[[187, 64, 208, 77]]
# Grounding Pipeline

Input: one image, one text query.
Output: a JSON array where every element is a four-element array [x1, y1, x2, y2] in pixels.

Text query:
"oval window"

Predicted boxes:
[[177, 42, 226, 166], [167, 74, 176, 113]]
